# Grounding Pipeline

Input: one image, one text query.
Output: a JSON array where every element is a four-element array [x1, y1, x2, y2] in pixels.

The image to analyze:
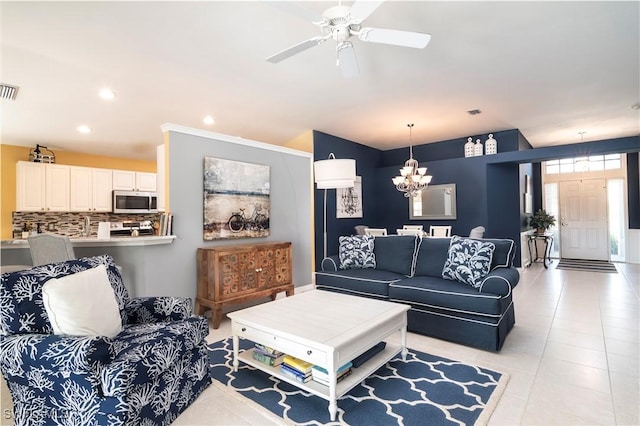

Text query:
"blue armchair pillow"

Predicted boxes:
[[442, 236, 496, 288], [339, 235, 376, 269]]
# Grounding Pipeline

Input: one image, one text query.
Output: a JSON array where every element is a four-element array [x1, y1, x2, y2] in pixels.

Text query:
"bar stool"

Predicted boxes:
[[27, 234, 76, 266]]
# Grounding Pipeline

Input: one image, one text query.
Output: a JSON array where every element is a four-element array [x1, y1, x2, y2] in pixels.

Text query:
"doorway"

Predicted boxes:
[[542, 154, 626, 262], [559, 179, 609, 260]]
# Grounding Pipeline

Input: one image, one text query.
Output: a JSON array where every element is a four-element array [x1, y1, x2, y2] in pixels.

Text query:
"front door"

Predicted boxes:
[[559, 179, 609, 260]]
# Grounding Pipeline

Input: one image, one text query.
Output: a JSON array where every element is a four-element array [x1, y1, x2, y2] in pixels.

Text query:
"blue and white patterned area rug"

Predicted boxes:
[[208, 338, 508, 426]]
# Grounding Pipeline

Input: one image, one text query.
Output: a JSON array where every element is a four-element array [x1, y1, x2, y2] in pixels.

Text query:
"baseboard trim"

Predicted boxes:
[[294, 283, 315, 294]]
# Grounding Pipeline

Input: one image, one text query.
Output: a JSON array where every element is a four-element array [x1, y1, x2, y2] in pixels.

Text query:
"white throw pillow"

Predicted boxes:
[[42, 264, 122, 338]]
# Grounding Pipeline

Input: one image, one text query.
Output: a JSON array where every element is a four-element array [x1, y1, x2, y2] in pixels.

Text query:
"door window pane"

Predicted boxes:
[[607, 179, 625, 261], [544, 183, 559, 257]]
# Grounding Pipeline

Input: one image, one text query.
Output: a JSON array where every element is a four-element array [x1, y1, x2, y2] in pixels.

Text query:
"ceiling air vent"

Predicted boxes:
[[0, 84, 19, 100]]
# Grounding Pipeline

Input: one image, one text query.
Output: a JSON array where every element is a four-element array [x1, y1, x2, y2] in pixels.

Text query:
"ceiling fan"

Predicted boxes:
[[266, 0, 431, 78]]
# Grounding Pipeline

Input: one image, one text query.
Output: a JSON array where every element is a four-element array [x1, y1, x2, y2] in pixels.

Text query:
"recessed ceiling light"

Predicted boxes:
[[466, 109, 482, 115], [203, 115, 215, 125], [77, 125, 92, 134], [631, 103, 640, 110], [99, 88, 116, 100]]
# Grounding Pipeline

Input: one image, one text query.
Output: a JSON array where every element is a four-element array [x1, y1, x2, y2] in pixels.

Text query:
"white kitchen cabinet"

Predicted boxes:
[[113, 170, 157, 192], [16, 161, 45, 211], [92, 168, 113, 211], [16, 161, 69, 211], [136, 172, 157, 192], [70, 167, 113, 212], [45, 164, 70, 211], [112, 170, 136, 191]]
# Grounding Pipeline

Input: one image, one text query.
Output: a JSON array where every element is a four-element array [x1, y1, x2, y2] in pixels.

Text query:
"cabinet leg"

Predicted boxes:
[[194, 299, 204, 316], [211, 307, 223, 329], [285, 287, 294, 297]]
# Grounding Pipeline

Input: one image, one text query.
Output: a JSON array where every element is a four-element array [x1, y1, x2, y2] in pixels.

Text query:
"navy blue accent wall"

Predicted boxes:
[[485, 136, 639, 164], [375, 156, 489, 237], [486, 163, 522, 262], [313, 130, 639, 270], [380, 129, 523, 167], [532, 162, 543, 213], [313, 131, 382, 267], [628, 153, 640, 229], [518, 131, 534, 151], [519, 163, 534, 229]]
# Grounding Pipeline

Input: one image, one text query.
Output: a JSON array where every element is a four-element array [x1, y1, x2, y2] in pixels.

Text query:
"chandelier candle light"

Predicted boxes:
[[392, 124, 432, 197]]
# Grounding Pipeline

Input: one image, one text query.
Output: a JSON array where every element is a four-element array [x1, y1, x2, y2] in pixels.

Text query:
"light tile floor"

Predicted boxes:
[[175, 262, 640, 425], [2, 262, 638, 425]]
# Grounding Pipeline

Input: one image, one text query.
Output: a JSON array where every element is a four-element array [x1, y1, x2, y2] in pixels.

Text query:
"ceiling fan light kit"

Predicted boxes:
[[266, 0, 431, 78]]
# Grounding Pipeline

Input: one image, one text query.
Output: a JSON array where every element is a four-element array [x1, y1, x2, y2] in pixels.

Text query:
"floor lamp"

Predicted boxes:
[[314, 153, 356, 259]]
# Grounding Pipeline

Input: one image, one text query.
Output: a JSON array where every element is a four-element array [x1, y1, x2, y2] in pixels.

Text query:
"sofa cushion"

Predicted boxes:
[[413, 237, 452, 277], [316, 269, 404, 299], [389, 276, 509, 317], [468, 238, 516, 270], [42, 264, 122, 338], [442, 236, 496, 288], [1, 255, 129, 335], [373, 235, 420, 276], [339, 235, 376, 269]]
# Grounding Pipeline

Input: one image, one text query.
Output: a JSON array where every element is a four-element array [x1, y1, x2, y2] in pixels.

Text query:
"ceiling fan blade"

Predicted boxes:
[[358, 27, 431, 49], [349, 0, 385, 23], [268, 1, 327, 25], [266, 36, 329, 63], [337, 42, 359, 78]]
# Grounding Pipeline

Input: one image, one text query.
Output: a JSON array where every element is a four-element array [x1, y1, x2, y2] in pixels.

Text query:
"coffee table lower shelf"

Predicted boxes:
[[237, 343, 402, 401]]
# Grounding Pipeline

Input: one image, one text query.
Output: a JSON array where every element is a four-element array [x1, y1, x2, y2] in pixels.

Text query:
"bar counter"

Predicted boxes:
[[1, 235, 176, 249]]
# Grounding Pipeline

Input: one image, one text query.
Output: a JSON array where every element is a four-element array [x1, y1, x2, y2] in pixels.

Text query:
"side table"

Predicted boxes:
[[526, 233, 554, 268]]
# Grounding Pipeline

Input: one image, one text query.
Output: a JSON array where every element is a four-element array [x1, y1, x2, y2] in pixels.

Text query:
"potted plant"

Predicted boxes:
[[529, 209, 556, 234]]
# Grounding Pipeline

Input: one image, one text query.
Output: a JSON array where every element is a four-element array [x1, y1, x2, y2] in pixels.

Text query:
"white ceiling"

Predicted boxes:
[[1, 1, 638, 161]]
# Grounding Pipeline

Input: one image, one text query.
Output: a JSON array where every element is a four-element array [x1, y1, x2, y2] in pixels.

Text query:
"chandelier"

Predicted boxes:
[[341, 186, 359, 215], [392, 123, 432, 197]]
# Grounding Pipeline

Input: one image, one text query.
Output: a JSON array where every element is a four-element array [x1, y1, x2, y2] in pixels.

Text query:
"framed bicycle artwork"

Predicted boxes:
[[203, 157, 270, 240]]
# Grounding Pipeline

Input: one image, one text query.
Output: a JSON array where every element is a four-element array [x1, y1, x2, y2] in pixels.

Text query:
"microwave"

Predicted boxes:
[[112, 190, 158, 214]]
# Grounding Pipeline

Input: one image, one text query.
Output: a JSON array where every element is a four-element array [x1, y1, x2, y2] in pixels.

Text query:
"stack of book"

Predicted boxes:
[[280, 355, 313, 383], [251, 344, 285, 367], [311, 361, 353, 386], [158, 212, 173, 236]]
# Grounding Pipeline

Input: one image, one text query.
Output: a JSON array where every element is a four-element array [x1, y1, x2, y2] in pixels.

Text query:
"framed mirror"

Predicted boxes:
[[409, 184, 457, 220]]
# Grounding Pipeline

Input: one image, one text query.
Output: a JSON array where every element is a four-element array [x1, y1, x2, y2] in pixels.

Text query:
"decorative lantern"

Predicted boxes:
[[474, 139, 483, 156], [464, 137, 475, 157], [485, 134, 497, 155]]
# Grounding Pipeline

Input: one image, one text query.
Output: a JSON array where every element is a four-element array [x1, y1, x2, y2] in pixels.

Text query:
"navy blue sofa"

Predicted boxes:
[[316, 235, 519, 351]]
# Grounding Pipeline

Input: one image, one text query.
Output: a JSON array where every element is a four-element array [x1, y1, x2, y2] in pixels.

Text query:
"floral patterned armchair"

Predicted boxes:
[[0, 255, 211, 425]]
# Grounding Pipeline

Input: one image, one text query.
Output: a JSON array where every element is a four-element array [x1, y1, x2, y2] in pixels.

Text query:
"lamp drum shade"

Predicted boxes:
[[314, 158, 356, 189]]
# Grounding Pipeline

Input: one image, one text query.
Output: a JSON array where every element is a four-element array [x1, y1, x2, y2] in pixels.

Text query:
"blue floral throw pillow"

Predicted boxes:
[[442, 236, 496, 288], [339, 235, 376, 270]]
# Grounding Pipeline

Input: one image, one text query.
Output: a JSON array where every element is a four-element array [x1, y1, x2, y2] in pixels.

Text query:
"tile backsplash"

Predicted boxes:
[[12, 212, 160, 238]]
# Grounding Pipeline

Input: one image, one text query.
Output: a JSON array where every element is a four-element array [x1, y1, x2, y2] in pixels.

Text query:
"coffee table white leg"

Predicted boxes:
[[232, 334, 240, 372], [401, 325, 408, 361], [328, 370, 338, 421]]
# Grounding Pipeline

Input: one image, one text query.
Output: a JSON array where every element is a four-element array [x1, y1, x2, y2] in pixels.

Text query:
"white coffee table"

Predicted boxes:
[[228, 290, 410, 421]]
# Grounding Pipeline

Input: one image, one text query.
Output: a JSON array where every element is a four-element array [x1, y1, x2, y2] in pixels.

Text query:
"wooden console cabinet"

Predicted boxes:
[[196, 241, 294, 328]]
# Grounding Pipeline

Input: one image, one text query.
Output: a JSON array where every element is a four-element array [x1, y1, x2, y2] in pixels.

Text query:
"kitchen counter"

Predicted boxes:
[[1, 235, 176, 249]]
